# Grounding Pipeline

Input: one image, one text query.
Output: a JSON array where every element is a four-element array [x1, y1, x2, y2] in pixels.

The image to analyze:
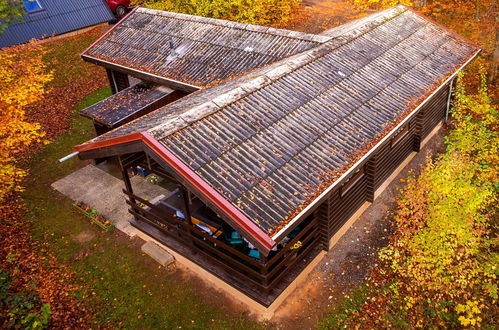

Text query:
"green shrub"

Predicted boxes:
[[132, 0, 300, 25]]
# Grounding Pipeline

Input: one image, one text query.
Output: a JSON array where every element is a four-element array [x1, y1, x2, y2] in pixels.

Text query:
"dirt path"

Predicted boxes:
[[271, 128, 448, 329]]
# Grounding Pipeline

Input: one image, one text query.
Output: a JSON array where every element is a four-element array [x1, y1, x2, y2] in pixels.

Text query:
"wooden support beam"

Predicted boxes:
[[413, 110, 424, 152], [315, 204, 329, 250], [119, 155, 136, 205], [180, 186, 195, 246]]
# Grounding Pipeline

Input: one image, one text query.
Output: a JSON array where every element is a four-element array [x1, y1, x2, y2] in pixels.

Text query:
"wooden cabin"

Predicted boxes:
[[75, 6, 479, 310]]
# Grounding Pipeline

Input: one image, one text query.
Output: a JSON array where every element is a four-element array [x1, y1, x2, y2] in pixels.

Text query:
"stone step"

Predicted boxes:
[[141, 241, 174, 267]]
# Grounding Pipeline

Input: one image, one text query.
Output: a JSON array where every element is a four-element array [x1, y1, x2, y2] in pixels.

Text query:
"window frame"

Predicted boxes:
[[22, 0, 43, 13], [390, 123, 410, 147], [340, 166, 365, 197]]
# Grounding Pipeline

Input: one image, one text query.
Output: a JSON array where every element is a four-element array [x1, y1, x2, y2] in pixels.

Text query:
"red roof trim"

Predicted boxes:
[[73, 132, 276, 252], [73, 132, 143, 152], [81, 6, 140, 57]]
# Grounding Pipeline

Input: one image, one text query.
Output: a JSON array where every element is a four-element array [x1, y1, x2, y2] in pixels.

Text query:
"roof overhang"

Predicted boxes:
[[81, 55, 202, 93], [74, 132, 277, 253]]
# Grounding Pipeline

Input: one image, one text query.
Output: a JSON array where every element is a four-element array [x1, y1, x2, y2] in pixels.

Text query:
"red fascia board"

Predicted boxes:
[[73, 132, 276, 252], [80, 6, 140, 57], [73, 132, 143, 152]]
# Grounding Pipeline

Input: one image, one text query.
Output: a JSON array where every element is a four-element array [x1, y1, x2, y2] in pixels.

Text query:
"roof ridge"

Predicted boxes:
[[147, 6, 409, 139], [320, 5, 406, 38], [137, 7, 331, 44]]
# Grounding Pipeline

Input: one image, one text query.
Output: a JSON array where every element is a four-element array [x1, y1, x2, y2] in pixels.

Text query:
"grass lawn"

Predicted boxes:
[[21, 38, 261, 327]]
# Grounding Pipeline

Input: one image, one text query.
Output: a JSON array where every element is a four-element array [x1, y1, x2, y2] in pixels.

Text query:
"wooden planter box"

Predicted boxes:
[[74, 201, 113, 231]]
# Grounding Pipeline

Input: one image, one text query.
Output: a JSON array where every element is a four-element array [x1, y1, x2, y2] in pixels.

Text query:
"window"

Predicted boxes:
[[391, 123, 410, 147], [22, 0, 43, 13], [340, 166, 365, 197]]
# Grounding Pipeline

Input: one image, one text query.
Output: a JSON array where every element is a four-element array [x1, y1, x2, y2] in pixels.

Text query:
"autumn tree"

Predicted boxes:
[[0, 43, 52, 201], [0, 0, 24, 34], [132, 0, 300, 25]]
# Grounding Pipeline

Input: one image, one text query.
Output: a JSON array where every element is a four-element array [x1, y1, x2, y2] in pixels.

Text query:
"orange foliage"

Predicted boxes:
[[0, 43, 52, 201]]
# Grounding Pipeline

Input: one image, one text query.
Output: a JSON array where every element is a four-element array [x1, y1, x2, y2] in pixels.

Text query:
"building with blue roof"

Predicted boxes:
[[0, 0, 114, 48]]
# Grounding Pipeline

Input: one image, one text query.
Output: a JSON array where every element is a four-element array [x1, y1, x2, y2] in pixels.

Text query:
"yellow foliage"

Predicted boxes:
[[132, 0, 300, 25], [349, 0, 413, 12], [0, 43, 52, 201]]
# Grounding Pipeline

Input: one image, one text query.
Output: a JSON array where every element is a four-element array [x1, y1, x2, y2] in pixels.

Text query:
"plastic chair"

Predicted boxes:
[[228, 231, 244, 245], [248, 249, 260, 261]]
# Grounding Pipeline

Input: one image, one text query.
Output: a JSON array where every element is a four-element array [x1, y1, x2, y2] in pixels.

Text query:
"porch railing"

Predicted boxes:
[[123, 190, 320, 293]]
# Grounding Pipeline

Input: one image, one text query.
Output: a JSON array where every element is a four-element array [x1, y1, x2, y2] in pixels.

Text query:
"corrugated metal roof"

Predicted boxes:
[[82, 7, 330, 86], [0, 0, 114, 48], [79, 6, 478, 236], [80, 83, 175, 127]]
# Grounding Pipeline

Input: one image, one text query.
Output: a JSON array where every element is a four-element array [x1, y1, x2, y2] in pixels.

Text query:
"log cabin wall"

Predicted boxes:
[[106, 69, 130, 94], [326, 167, 369, 239], [322, 84, 451, 244], [372, 116, 418, 190], [420, 83, 450, 139]]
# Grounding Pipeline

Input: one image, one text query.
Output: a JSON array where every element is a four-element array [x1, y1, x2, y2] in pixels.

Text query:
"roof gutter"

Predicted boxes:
[[82, 55, 202, 93], [74, 132, 276, 252], [271, 48, 482, 242]]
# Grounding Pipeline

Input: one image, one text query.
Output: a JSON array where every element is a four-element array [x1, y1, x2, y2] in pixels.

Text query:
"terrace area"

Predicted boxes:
[[53, 152, 324, 306]]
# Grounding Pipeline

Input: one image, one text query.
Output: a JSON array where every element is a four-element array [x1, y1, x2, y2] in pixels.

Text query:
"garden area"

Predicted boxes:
[[0, 0, 497, 328]]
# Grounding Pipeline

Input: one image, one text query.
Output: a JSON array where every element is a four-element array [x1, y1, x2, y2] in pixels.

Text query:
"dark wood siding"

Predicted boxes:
[[327, 172, 368, 238], [106, 69, 130, 94], [420, 83, 449, 139], [322, 84, 451, 243], [373, 117, 418, 189]]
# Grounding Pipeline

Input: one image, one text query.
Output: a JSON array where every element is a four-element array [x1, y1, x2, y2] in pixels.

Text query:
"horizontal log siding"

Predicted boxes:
[[373, 117, 418, 188], [107, 69, 130, 94], [324, 87, 450, 242], [327, 174, 368, 238], [421, 83, 449, 139]]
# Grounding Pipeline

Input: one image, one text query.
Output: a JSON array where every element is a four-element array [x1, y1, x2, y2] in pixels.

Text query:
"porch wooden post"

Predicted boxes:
[[119, 156, 136, 205], [316, 204, 330, 250], [413, 111, 424, 152], [260, 253, 269, 288], [180, 186, 196, 248], [180, 187, 193, 225]]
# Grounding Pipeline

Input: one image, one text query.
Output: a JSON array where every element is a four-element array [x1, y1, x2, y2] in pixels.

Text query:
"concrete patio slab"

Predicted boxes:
[[51, 164, 169, 236]]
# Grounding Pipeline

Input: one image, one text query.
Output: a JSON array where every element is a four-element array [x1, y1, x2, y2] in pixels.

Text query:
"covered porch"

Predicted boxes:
[[117, 150, 324, 306]]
